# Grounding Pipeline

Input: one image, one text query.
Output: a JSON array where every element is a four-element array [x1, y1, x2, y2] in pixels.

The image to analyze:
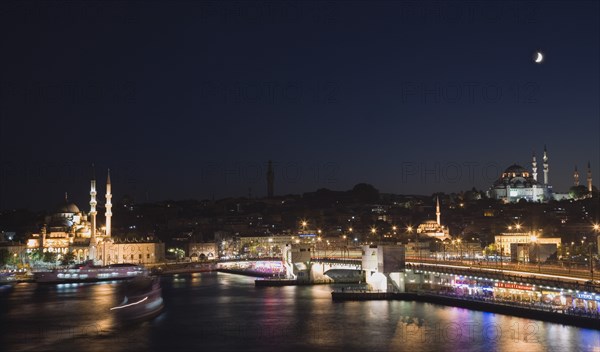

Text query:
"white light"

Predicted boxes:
[[110, 296, 149, 310]]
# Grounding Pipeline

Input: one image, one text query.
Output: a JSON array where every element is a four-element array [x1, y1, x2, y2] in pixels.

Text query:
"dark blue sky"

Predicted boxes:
[[0, 1, 598, 210]]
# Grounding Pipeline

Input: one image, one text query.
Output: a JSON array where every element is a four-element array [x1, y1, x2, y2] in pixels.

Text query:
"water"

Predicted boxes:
[[1, 273, 599, 352]]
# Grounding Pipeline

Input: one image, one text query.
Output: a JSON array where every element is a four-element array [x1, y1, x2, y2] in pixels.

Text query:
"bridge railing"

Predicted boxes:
[[407, 262, 600, 293], [408, 257, 598, 282], [311, 257, 362, 266]]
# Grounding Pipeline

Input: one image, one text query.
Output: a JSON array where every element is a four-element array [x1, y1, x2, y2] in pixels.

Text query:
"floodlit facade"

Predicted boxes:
[[27, 168, 165, 265]]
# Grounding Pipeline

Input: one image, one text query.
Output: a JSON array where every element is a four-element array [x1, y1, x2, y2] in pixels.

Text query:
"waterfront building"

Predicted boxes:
[[26, 168, 165, 265], [26, 193, 99, 260], [188, 242, 218, 261], [494, 231, 561, 257]]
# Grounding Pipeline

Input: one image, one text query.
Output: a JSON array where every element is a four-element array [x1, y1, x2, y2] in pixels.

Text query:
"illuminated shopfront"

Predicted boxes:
[[570, 293, 600, 313], [493, 282, 538, 302], [450, 276, 494, 296]]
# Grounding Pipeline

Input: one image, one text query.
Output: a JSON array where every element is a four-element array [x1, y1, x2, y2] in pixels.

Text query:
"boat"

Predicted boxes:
[[110, 276, 164, 322], [0, 271, 16, 283], [152, 262, 216, 275], [33, 261, 148, 284], [0, 272, 15, 292]]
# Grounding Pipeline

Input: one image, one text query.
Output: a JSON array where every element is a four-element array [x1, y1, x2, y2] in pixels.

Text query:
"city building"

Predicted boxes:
[[489, 147, 553, 203], [488, 147, 553, 202], [494, 231, 561, 257], [416, 197, 450, 239], [489, 147, 596, 202], [26, 167, 165, 265], [188, 242, 218, 261]]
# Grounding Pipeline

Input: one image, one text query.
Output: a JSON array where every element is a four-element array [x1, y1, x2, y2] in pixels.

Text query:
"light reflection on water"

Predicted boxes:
[[1, 273, 599, 352]]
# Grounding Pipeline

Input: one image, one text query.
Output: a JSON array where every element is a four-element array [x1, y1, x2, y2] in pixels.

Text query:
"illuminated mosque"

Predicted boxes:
[[27, 167, 164, 265], [489, 146, 553, 203], [416, 197, 450, 240], [489, 146, 594, 203]]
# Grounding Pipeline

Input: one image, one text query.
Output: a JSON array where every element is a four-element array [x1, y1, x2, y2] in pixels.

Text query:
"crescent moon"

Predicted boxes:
[[535, 52, 543, 63]]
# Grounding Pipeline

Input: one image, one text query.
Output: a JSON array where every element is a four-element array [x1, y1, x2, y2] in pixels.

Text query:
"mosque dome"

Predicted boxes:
[[493, 164, 537, 188], [56, 202, 80, 214], [502, 164, 529, 178], [49, 217, 72, 228]]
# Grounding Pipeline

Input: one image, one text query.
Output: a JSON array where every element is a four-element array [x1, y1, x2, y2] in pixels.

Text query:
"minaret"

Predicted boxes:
[[89, 164, 97, 261], [587, 161, 593, 193], [436, 196, 441, 226], [532, 152, 538, 182], [105, 169, 112, 237], [574, 165, 579, 186], [267, 160, 274, 198], [543, 145, 549, 185]]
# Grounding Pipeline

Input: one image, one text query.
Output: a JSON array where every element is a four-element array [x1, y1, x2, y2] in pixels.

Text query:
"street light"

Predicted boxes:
[[442, 240, 446, 261], [316, 236, 322, 259], [300, 220, 308, 233], [370, 227, 377, 244], [530, 235, 540, 272], [407, 226, 416, 260], [589, 224, 599, 282]]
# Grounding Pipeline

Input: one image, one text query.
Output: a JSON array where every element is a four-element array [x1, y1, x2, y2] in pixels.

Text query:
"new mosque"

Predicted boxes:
[[26, 168, 165, 265]]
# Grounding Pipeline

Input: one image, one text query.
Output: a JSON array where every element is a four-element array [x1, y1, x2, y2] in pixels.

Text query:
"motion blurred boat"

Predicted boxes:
[[152, 262, 215, 275], [33, 261, 147, 283], [111, 276, 164, 322], [0, 272, 16, 283], [0, 272, 15, 292]]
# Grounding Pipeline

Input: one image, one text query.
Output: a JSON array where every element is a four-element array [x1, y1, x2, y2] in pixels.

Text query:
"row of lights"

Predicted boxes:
[[414, 269, 595, 295]]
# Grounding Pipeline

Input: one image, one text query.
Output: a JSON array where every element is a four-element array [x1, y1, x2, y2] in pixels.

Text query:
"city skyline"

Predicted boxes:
[[0, 152, 597, 211], [1, 1, 598, 210], [1, 2, 600, 350]]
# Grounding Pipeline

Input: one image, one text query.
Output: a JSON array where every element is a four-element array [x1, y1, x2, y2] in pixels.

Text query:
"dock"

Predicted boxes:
[[331, 290, 600, 330]]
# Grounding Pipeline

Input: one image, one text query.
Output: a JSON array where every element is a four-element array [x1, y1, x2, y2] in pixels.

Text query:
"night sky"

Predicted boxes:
[[0, 1, 598, 211]]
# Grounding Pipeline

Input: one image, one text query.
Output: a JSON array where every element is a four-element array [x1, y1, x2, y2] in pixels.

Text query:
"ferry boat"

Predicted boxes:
[[33, 261, 147, 284], [111, 276, 164, 322]]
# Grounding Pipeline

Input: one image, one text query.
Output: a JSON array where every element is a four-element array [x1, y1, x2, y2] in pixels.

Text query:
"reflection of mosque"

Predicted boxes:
[[27, 168, 164, 265]]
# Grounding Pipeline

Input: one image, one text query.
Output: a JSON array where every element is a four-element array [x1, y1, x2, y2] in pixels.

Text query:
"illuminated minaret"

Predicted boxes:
[[532, 152, 538, 182], [574, 165, 579, 186], [89, 164, 97, 260], [436, 196, 441, 226], [267, 160, 274, 198], [543, 145, 549, 185], [105, 169, 112, 237], [587, 161, 593, 193]]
